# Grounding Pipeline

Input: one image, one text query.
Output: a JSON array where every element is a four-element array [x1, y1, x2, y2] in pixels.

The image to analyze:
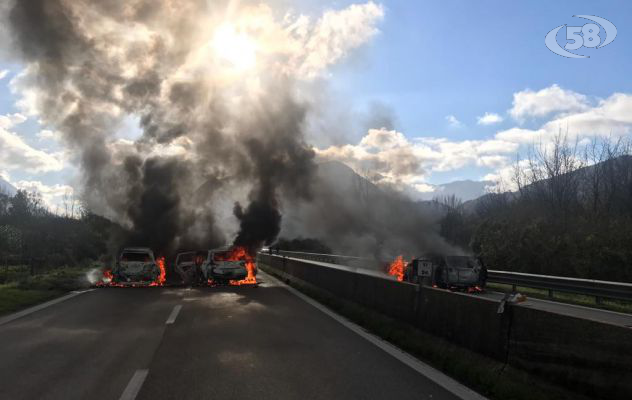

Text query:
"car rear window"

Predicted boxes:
[[178, 253, 195, 263], [121, 252, 151, 262], [213, 251, 232, 262], [445, 256, 479, 269]]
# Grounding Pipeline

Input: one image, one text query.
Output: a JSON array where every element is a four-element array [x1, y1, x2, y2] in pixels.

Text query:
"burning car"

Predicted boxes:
[[174, 250, 206, 285], [173, 246, 258, 285], [202, 246, 257, 285], [112, 247, 163, 285], [395, 255, 487, 291]]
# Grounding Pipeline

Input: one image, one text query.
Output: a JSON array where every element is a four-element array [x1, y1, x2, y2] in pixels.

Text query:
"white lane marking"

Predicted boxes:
[[0, 289, 93, 327], [165, 304, 182, 325], [119, 369, 149, 400], [261, 271, 488, 400]]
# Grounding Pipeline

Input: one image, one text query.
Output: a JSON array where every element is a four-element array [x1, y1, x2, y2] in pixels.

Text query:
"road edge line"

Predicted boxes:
[[260, 270, 488, 400], [0, 289, 93, 327]]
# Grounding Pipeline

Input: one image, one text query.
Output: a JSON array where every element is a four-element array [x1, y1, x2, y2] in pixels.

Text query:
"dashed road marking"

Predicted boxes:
[[119, 369, 149, 400], [165, 304, 182, 325]]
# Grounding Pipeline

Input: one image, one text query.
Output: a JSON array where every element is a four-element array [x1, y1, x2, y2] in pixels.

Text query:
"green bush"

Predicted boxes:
[[16, 267, 91, 291]]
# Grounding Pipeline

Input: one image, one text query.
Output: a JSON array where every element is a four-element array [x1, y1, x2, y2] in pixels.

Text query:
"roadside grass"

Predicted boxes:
[[260, 264, 591, 400], [0, 266, 94, 316], [487, 282, 632, 314], [0, 283, 64, 316]]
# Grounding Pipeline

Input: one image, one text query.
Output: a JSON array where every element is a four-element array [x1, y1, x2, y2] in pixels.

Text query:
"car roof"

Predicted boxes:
[[210, 246, 233, 252], [122, 247, 153, 253]]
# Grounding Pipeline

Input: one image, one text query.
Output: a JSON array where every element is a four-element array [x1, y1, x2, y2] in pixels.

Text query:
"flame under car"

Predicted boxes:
[[113, 247, 161, 285], [174, 247, 258, 285], [204, 247, 257, 284]]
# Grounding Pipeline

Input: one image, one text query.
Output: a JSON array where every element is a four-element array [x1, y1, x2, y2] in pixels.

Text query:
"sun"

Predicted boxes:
[[212, 23, 257, 71]]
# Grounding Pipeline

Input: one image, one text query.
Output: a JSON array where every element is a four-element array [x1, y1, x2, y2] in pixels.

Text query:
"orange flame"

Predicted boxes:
[[96, 269, 113, 286], [150, 256, 167, 286], [214, 246, 257, 285], [388, 255, 406, 282], [98, 256, 166, 287], [468, 285, 483, 293]]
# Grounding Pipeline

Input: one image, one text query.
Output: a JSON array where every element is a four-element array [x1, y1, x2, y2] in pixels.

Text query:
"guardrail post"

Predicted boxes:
[[596, 296, 603, 305], [512, 284, 517, 292], [548, 289, 554, 299]]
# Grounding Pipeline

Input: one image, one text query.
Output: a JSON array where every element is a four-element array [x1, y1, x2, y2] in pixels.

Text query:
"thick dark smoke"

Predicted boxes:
[[5, 0, 321, 257], [280, 161, 459, 261], [5, 1, 452, 262]]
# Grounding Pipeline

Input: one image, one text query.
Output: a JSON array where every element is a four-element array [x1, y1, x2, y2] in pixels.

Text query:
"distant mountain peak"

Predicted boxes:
[[418, 180, 494, 202], [317, 161, 492, 202], [0, 177, 17, 196]]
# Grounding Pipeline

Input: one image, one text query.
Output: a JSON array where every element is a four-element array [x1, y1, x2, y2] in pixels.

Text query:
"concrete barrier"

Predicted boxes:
[[258, 253, 632, 399]]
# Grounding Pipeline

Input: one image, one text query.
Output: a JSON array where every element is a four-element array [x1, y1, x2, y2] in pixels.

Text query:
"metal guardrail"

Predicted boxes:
[[487, 270, 632, 303], [268, 250, 384, 270], [263, 250, 632, 303]]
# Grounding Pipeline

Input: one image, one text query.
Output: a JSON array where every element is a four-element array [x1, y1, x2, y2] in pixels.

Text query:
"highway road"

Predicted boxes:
[[0, 271, 482, 400]]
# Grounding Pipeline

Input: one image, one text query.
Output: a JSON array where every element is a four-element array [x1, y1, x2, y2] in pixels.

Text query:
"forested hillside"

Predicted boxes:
[[0, 190, 118, 277], [438, 138, 632, 282]]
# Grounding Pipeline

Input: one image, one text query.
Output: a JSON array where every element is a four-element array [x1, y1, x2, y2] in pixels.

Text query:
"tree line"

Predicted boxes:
[[0, 190, 118, 274], [437, 135, 632, 282]]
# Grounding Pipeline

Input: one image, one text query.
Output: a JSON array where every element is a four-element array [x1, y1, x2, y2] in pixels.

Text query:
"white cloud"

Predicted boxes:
[[477, 112, 503, 125], [0, 113, 27, 129], [445, 115, 463, 128], [36, 129, 63, 142], [316, 128, 518, 191], [293, 2, 385, 79], [509, 84, 590, 120], [539, 92, 632, 138], [0, 118, 64, 173], [497, 92, 632, 145], [495, 127, 544, 144], [316, 87, 632, 197], [0, 69, 8, 80]]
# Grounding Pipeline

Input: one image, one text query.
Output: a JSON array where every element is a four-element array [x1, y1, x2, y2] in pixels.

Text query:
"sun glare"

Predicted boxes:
[[212, 23, 257, 70]]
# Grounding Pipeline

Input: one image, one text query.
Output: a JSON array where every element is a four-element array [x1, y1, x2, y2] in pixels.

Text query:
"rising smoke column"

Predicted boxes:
[[4, 0, 384, 255]]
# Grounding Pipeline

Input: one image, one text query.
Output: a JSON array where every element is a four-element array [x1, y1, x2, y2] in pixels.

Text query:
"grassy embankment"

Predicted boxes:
[[0, 265, 94, 316]]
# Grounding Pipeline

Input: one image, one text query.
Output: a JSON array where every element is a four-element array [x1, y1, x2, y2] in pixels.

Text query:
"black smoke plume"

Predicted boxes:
[[5, 1, 454, 263], [5, 0, 316, 257]]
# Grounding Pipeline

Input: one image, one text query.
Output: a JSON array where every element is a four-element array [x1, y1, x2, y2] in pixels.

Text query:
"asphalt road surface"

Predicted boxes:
[[0, 272, 475, 400]]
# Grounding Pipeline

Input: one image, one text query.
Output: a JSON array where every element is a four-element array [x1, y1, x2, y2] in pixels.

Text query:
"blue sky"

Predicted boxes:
[[333, 1, 631, 132], [324, 0, 632, 183], [1, 0, 631, 205]]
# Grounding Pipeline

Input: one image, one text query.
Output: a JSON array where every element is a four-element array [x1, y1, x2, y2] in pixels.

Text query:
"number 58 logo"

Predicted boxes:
[[545, 15, 617, 58]]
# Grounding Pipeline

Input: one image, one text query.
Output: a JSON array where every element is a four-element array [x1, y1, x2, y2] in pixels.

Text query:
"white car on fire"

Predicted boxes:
[[113, 247, 161, 284], [174, 246, 257, 285]]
